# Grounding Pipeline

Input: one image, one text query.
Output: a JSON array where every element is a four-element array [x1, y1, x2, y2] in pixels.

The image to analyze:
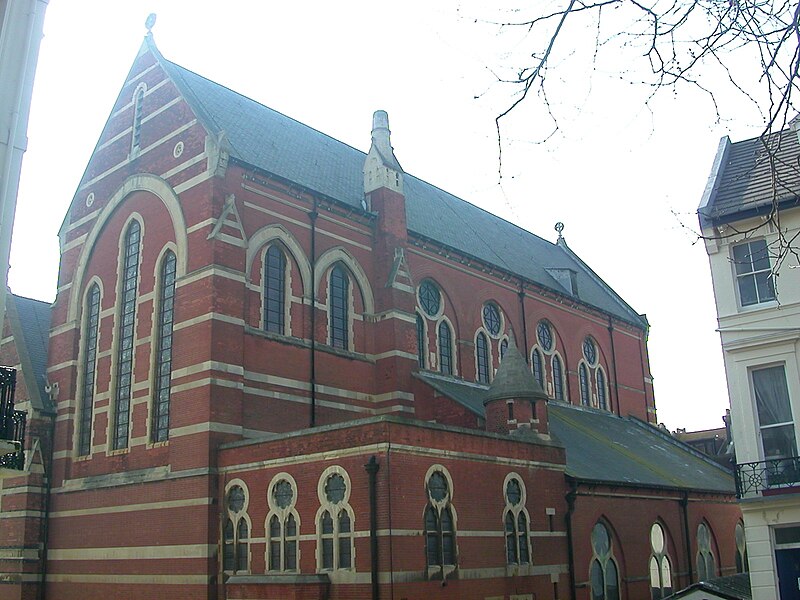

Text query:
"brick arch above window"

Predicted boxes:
[[68, 174, 188, 322], [314, 247, 374, 314], [246, 223, 311, 295]]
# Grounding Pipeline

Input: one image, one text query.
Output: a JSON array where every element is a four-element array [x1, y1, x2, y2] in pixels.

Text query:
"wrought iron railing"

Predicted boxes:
[[735, 456, 800, 498], [0, 366, 24, 471]]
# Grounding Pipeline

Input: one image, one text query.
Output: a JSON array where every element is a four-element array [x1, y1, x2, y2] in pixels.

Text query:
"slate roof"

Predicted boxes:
[[7, 294, 52, 411], [148, 39, 646, 328], [699, 127, 800, 227], [666, 573, 751, 600], [415, 371, 734, 493]]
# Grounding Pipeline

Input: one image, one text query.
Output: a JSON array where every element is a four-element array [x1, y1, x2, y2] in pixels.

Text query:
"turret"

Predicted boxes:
[[484, 332, 550, 435]]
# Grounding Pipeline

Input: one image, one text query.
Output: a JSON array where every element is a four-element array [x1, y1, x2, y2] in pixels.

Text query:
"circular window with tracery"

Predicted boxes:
[[506, 479, 522, 506], [325, 473, 346, 504], [537, 321, 554, 352], [273, 479, 294, 509], [418, 280, 441, 318], [227, 485, 245, 513], [427, 471, 449, 502], [583, 337, 597, 366], [482, 303, 501, 336]]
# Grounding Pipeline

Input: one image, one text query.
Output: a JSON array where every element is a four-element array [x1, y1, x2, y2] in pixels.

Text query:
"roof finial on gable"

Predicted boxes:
[[363, 110, 404, 197], [555, 221, 566, 247], [145, 13, 157, 36]]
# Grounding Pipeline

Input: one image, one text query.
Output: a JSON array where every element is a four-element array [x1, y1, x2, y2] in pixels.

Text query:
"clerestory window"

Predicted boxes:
[[151, 250, 176, 443], [77, 284, 101, 456], [112, 220, 141, 450]]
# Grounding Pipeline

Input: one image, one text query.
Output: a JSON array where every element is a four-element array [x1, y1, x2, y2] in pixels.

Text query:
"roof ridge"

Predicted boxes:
[[626, 416, 734, 475]]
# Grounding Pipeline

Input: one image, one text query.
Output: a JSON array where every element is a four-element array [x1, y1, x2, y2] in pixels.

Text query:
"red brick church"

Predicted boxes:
[[0, 34, 741, 600]]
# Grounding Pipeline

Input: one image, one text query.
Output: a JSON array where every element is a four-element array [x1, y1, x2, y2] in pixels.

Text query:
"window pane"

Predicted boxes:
[[152, 251, 176, 443], [330, 266, 349, 349], [590, 560, 605, 600], [438, 322, 453, 375], [285, 539, 297, 570], [322, 538, 333, 570], [78, 284, 101, 456], [322, 511, 333, 534], [761, 425, 797, 460], [506, 530, 518, 563], [605, 560, 619, 600], [553, 356, 564, 400], [755, 271, 776, 302], [338, 535, 352, 568], [580, 363, 590, 405], [738, 274, 758, 306], [753, 366, 793, 425], [264, 246, 286, 334], [417, 314, 426, 368], [476, 332, 490, 383], [532, 349, 543, 388]]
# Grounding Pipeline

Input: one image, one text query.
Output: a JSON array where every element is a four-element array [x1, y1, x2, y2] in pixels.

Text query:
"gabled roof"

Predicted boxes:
[[6, 293, 52, 412], [416, 372, 734, 494], [699, 127, 800, 227], [146, 38, 646, 328]]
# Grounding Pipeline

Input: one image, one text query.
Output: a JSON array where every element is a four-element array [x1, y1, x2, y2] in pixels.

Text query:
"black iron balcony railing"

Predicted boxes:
[[735, 456, 800, 498], [0, 366, 24, 471]]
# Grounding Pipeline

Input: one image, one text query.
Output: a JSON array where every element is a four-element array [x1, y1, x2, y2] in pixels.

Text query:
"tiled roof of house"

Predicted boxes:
[[7, 293, 51, 411], [149, 39, 646, 328], [666, 573, 751, 599], [415, 371, 734, 494], [699, 127, 800, 227]]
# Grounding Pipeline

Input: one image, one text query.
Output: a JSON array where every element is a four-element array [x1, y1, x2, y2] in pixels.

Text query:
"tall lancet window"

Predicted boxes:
[[113, 220, 141, 450], [78, 284, 101, 456], [152, 250, 176, 443], [263, 245, 287, 334], [329, 265, 349, 350], [132, 85, 145, 153]]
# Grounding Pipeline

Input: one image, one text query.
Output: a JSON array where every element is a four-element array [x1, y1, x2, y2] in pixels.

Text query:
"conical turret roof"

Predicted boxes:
[[484, 331, 549, 404]]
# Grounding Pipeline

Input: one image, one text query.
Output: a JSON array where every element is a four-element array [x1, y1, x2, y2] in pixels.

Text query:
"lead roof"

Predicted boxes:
[[146, 38, 646, 328], [415, 371, 734, 494]]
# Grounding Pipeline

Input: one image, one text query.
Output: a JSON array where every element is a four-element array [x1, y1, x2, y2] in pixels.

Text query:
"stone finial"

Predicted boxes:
[[364, 110, 403, 197], [145, 13, 157, 34]]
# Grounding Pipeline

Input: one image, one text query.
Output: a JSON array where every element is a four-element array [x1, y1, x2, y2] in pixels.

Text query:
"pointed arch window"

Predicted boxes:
[[597, 369, 608, 411], [267, 477, 299, 571], [223, 484, 250, 574], [425, 469, 456, 570], [329, 265, 349, 350], [416, 313, 426, 368], [532, 348, 544, 389], [264, 245, 287, 334], [696, 523, 716, 581], [579, 363, 590, 406], [552, 355, 565, 401], [735, 522, 748, 573], [132, 85, 145, 153], [476, 332, 490, 384], [152, 250, 176, 443], [438, 321, 453, 375], [503, 476, 530, 565], [590, 521, 620, 600], [78, 284, 101, 456], [318, 470, 354, 571], [112, 220, 141, 450], [649, 523, 673, 599]]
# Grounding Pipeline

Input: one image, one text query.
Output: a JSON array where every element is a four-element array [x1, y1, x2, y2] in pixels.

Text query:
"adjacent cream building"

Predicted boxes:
[[699, 123, 800, 599]]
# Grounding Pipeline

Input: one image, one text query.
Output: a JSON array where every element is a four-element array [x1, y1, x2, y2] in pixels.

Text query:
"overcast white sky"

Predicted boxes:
[[12, 1, 774, 432]]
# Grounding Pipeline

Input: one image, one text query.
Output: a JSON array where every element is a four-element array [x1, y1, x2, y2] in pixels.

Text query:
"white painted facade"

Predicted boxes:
[[701, 134, 800, 600]]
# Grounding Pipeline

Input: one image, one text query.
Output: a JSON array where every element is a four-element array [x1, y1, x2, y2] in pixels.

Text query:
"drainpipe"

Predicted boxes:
[[607, 318, 620, 416], [309, 203, 318, 427], [680, 492, 693, 585], [365, 456, 380, 600], [517, 282, 529, 362], [565, 481, 578, 600], [38, 407, 56, 600]]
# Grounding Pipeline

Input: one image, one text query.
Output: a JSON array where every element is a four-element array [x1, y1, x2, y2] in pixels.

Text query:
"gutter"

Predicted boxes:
[[309, 202, 318, 427], [565, 481, 577, 600]]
